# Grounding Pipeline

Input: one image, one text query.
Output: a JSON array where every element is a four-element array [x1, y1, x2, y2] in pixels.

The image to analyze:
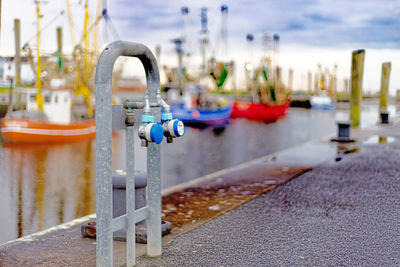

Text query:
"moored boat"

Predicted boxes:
[[170, 102, 232, 128], [289, 92, 311, 108], [1, 117, 95, 144], [1, 88, 95, 144], [310, 93, 335, 110], [231, 100, 289, 122]]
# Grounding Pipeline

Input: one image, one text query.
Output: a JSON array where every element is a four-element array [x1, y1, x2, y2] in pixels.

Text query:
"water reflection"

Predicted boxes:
[[0, 141, 95, 242], [74, 141, 94, 218]]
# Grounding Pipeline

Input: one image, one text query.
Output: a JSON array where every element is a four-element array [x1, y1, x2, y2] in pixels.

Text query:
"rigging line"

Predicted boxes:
[[24, 10, 65, 45], [76, 6, 119, 47], [104, 12, 120, 40], [77, 12, 103, 44]]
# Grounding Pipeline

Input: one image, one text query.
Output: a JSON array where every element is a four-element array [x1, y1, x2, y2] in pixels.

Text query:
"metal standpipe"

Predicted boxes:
[[95, 41, 184, 267]]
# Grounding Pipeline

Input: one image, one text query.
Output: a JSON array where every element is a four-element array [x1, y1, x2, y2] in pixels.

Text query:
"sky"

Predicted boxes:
[[1, 0, 400, 94]]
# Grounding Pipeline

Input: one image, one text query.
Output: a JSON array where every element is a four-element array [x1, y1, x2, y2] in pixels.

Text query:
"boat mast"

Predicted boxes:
[[0, 0, 2, 45], [245, 34, 256, 98], [216, 5, 228, 62], [83, 0, 89, 85], [181, 7, 193, 57], [172, 38, 185, 95], [66, 0, 99, 118], [273, 33, 280, 92], [56, 27, 62, 72], [65, 0, 76, 47], [200, 7, 208, 77], [35, 0, 44, 111]]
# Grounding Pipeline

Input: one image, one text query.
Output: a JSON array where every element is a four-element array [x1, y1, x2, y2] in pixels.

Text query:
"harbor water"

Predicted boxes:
[[0, 100, 396, 244]]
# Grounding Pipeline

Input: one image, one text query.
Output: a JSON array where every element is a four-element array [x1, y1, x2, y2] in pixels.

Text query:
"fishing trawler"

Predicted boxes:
[[1, 0, 98, 144], [1, 88, 95, 144], [168, 6, 233, 128], [231, 33, 289, 122], [310, 64, 336, 110], [310, 92, 335, 110], [231, 101, 288, 122], [169, 86, 232, 127]]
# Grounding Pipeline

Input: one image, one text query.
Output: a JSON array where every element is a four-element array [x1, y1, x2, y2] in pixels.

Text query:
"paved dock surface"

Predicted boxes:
[[136, 127, 400, 266]]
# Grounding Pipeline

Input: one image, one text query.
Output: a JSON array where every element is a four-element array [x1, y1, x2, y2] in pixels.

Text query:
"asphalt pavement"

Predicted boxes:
[[136, 126, 400, 266]]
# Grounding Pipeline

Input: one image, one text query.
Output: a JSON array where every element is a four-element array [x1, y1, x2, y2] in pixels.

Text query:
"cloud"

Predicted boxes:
[[285, 21, 307, 31], [2, 0, 400, 55], [105, 0, 400, 52], [367, 17, 398, 26], [306, 13, 339, 24]]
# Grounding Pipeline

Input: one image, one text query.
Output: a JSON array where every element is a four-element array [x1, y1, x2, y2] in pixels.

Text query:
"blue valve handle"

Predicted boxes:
[[149, 123, 164, 144]]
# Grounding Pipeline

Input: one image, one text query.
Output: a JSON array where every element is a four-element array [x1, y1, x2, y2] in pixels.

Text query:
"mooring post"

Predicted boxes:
[[379, 62, 391, 123], [349, 49, 365, 128]]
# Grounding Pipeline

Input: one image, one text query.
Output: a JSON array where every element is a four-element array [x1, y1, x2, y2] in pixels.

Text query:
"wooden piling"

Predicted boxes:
[[288, 68, 293, 91], [379, 62, 391, 112], [14, 19, 21, 87], [307, 71, 312, 92], [350, 49, 365, 128], [343, 78, 349, 94]]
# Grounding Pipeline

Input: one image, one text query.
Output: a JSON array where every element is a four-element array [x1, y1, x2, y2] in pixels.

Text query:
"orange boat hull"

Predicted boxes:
[[1, 118, 96, 144]]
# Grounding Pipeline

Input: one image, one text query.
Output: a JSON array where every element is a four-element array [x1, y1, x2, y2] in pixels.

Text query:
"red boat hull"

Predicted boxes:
[[231, 101, 289, 122], [1, 118, 96, 144]]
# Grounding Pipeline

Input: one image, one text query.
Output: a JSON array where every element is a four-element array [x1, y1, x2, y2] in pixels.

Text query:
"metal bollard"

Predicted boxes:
[[95, 41, 184, 267], [380, 111, 389, 124], [331, 121, 355, 142]]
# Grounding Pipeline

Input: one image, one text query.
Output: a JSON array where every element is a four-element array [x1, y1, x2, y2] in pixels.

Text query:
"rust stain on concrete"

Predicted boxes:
[[162, 164, 310, 229]]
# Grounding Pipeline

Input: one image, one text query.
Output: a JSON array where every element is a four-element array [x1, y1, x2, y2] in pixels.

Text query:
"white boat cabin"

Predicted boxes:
[[23, 89, 72, 124]]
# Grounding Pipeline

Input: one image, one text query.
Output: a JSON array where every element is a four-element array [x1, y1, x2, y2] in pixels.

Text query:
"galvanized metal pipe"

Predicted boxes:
[[95, 40, 162, 266], [157, 95, 170, 113], [126, 124, 136, 266], [147, 109, 162, 257], [124, 101, 159, 110]]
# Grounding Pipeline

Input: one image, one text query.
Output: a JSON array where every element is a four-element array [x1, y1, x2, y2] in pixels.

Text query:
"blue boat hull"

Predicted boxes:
[[311, 103, 335, 110], [170, 104, 232, 127]]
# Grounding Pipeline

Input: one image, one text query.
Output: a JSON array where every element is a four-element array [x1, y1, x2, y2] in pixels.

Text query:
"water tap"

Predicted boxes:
[[161, 112, 185, 143], [138, 114, 164, 147]]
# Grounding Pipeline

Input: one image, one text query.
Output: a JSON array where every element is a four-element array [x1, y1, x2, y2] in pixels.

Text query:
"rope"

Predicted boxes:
[[24, 10, 65, 45]]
